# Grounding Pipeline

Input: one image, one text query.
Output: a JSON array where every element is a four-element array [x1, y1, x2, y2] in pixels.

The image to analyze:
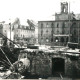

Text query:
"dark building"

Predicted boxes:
[[38, 2, 80, 46]]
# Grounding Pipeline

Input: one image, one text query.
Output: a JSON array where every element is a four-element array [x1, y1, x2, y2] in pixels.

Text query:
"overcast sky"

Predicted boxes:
[[0, 0, 80, 24]]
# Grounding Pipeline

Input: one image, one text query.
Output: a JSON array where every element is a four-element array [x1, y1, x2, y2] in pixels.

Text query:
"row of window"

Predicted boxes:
[[40, 37, 69, 42], [16, 29, 34, 33], [41, 27, 69, 36], [15, 25, 35, 30], [41, 30, 53, 34], [15, 34, 33, 38], [41, 37, 53, 42], [41, 22, 67, 28], [41, 23, 53, 28], [40, 30, 69, 36]]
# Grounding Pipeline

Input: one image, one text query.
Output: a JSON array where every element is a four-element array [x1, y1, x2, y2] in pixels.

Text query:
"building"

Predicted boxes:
[[38, 2, 80, 46], [0, 19, 36, 47], [13, 19, 35, 46], [34, 23, 38, 44], [14, 25, 35, 46], [0, 23, 13, 45]]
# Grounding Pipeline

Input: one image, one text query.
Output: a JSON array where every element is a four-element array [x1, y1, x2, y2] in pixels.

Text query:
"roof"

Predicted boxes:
[[38, 19, 80, 22]]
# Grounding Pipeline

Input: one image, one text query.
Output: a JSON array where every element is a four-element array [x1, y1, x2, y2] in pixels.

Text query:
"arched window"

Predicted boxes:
[[46, 38, 49, 42], [55, 37, 59, 42], [61, 37, 64, 43], [66, 37, 68, 42]]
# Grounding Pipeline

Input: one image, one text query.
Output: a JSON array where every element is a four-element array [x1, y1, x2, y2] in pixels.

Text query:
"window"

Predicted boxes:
[[18, 25, 20, 28], [46, 30, 48, 33], [41, 37, 43, 40], [51, 30, 54, 34], [51, 23, 54, 28], [57, 30, 59, 34], [55, 37, 59, 42], [41, 38, 43, 43], [51, 38, 53, 42], [74, 30, 76, 35], [46, 38, 49, 42], [41, 23, 43, 29], [12, 25, 14, 30], [23, 35, 24, 38], [62, 22, 65, 28], [51, 23, 54, 35], [61, 37, 64, 42], [62, 22, 65, 34], [17, 34, 18, 37], [46, 23, 49, 27], [57, 23, 59, 28]]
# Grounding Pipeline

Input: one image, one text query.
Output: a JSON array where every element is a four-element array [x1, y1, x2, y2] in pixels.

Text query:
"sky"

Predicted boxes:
[[0, 0, 80, 25]]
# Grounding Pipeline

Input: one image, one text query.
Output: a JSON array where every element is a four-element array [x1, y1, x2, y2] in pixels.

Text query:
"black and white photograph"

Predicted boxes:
[[0, 0, 80, 79]]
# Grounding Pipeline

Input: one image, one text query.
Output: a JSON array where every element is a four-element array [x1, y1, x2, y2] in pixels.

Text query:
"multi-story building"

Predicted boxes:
[[38, 2, 80, 46], [0, 24, 10, 37], [35, 25, 38, 44], [13, 22, 35, 46], [0, 19, 35, 47], [0, 23, 14, 46]]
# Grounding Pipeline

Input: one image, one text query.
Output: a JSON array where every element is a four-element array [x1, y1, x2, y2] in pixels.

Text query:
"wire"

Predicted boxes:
[[0, 47, 13, 66]]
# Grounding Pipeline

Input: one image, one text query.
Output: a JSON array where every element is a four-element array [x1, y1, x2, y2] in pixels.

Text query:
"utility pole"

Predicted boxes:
[[9, 20, 11, 48], [78, 23, 79, 44], [9, 19, 11, 40], [69, 1, 71, 42]]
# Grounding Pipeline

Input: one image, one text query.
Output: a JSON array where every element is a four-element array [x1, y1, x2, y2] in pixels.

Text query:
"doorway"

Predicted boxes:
[[52, 58, 65, 76]]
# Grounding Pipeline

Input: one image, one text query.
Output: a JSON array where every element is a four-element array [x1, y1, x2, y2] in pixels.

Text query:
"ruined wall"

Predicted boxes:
[[27, 52, 80, 77], [30, 53, 52, 77], [65, 57, 80, 78]]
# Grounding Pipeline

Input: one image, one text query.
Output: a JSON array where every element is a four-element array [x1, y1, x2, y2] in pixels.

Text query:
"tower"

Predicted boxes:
[[61, 2, 68, 13]]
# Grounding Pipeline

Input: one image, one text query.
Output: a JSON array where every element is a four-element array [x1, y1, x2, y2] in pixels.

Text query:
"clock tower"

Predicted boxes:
[[61, 2, 68, 13]]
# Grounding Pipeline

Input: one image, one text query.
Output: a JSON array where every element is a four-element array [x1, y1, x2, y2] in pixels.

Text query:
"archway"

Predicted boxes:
[[66, 37, 68, 42], [52, 58, 65, 76], [60, 37, 65, 46], [55, 37, 59, 42], [61, 37, 64, 42]]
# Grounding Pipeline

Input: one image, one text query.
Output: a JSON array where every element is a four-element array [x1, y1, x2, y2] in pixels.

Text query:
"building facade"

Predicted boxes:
[[13, 24, 35, 46], [0, 19, 36, 47], [38, 2, 80, 46]]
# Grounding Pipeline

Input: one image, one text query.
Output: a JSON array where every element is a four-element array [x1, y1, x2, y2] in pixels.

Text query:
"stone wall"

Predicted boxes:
[[27, 51, 80, 78], [64, 57, 80, 78], [30, 54, 52, 77]]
